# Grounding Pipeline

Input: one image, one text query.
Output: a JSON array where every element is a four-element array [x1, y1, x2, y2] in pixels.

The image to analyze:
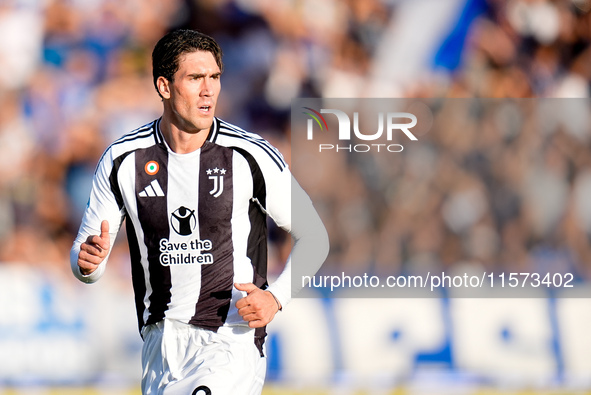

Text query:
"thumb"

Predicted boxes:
[[100, 220, 110, 241], [234, 282, 258, 294]]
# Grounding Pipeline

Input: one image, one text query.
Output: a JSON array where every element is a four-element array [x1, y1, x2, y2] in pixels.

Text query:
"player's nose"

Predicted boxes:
[[201, 80, 215, 97]]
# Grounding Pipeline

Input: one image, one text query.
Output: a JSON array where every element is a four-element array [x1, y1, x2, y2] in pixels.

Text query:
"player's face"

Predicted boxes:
[[162, 50, 221, 134]]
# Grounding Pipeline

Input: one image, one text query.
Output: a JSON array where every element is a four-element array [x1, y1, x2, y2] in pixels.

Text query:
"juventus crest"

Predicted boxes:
[[206, 168, 226, 198]]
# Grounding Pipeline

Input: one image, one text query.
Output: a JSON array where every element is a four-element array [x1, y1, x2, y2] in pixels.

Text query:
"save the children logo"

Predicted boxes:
[[303, 107, 418, 153], [170, 206, 196, 236], [160, 206, 214, 266]]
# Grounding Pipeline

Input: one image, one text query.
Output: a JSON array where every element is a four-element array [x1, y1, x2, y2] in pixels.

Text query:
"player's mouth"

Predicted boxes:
[[198, 105, 213, 114]]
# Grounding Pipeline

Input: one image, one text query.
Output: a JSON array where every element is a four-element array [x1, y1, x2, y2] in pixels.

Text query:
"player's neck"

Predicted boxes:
[[160, 116, 210, 154]]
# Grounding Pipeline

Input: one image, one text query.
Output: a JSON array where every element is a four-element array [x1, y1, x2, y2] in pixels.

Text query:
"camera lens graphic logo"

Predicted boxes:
[[170, 206, 196, 236]]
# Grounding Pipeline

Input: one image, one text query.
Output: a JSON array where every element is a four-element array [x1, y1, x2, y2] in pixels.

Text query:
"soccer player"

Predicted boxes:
[[70, 29, 329, 394]]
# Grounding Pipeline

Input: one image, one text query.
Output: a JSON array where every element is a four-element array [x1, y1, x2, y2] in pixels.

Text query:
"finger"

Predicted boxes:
[[241, 313, 260, 323], [78, 249, 105, 265], [237, 305, 256, 317], [80, 240, 109, 259], [87, 234, 109, 251], [235, 298, 248, 310], [80, 242, 107, 258], [79, 248, 105, 262], [234, 282, 258, 294], [78, 255, 100, 274], [247, 319, 265, 328], [100, 220, 110, 242]]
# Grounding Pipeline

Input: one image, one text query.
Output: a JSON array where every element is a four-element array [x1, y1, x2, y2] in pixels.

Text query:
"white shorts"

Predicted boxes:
[[141, 319, 266, 395]]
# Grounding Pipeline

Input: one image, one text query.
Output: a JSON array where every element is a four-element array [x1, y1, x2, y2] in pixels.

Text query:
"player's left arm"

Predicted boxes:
[[236, 167, 329, 327], [264, 172, 329, 306]]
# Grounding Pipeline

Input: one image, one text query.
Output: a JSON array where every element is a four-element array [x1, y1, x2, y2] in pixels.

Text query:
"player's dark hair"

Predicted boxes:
[[152, 29, 224, 99]]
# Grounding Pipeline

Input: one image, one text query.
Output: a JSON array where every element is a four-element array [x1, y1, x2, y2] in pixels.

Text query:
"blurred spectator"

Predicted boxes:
[[0, 1, 43, 91]]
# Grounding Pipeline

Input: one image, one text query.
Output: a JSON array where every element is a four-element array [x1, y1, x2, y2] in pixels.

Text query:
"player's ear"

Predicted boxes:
[[157, 76, 171, 100]]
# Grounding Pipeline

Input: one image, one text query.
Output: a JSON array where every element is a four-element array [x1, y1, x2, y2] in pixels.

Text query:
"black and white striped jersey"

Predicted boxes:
[[70, 117, 328, 343]]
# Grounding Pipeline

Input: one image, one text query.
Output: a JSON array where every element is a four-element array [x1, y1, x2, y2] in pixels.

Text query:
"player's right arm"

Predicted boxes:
[[77, 220, 110, 275], [70, 147, 124, 284]]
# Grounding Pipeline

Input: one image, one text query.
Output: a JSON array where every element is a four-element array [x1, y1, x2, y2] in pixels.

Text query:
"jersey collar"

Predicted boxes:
[[155, 117, 219, 146], [207, 117, 220, 143]]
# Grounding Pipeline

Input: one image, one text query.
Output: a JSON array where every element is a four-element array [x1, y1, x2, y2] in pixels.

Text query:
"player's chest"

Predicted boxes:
[[121, 145, 253, 234]]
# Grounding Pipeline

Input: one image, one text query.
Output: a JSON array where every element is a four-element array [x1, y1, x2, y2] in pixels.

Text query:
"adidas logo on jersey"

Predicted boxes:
[[139, 180, 165, 197]]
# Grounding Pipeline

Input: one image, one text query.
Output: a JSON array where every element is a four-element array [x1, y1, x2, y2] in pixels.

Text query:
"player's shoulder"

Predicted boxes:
[[101, 119, 161, 162], [212, 117, 288, 172]]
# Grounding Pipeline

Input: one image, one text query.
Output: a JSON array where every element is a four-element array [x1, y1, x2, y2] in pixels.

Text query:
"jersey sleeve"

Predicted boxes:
[[264, 165, 330, 309], [70, 148, 125, 284]]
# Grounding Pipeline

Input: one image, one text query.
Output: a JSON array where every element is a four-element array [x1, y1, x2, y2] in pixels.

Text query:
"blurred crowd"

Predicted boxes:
[[1, 0, 591, 282], [299, 99, 591, 283]]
